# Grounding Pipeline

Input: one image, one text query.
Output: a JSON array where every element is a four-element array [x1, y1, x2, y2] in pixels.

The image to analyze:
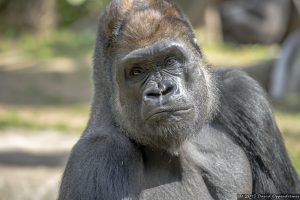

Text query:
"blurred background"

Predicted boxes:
[[0, 0, 299, 199]]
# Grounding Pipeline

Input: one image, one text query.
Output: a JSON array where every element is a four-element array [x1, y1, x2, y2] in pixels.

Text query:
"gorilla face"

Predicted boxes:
[[113, 39, 211, 150]]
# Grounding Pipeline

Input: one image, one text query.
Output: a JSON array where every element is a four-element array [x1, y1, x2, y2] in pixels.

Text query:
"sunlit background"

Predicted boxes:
[[0, 0, 299, 199]]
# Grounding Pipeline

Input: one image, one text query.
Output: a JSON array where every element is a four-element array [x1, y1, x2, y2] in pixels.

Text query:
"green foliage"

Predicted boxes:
[[0, 112, 33, 130], [0, 106, 88, 133], [275, 111, 300, 174], [22, 30, 95, 59], [57, 0, 109, 27], [291, 154, 300, 174], [0, 30, 95, 60], [201, 42, 277, 67]]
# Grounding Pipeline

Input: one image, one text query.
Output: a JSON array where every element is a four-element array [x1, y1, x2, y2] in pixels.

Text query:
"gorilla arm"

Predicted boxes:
[[216, 69, 300, 193], [58, 129, 143, 200]]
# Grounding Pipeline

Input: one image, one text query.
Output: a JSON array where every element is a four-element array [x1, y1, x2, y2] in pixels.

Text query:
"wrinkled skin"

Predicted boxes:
[[113, 40, 211, 151]]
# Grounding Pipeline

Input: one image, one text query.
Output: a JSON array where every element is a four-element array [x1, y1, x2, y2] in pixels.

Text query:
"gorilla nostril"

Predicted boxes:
[[144, 84, 176, 101], [145, 85, 174, 99], [147, 92, 161, 98], [146, 85, 174, 99], [162, 85, 174, 95]]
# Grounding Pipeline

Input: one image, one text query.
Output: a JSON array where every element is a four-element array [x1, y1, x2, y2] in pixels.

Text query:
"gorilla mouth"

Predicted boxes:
[[146, 107, 193, 121]]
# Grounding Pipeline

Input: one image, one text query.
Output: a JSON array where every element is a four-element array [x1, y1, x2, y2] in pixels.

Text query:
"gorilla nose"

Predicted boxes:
[[143, 83, 177, 103]]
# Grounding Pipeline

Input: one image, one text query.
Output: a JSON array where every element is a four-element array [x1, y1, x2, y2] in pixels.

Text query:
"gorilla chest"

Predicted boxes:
[[140, 126, 252, 199]]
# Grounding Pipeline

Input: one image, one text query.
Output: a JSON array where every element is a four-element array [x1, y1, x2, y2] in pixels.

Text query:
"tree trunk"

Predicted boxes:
[[0, 0, 56, 36]]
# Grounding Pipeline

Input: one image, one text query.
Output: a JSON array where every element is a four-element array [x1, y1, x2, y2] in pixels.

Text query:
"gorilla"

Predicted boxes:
[[58, 0, 300, 199]]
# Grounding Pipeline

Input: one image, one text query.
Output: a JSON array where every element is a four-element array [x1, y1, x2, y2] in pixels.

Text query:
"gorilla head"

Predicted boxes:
[[98, 1, 218, 150]]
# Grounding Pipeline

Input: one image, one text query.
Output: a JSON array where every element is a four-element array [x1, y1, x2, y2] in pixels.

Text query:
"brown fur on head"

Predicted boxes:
[[101, 0, 196, 50]]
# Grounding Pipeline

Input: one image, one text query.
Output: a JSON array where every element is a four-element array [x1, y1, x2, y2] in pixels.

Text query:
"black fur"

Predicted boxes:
[[216, 69, 300, 193], [59, 129, 142, 199]]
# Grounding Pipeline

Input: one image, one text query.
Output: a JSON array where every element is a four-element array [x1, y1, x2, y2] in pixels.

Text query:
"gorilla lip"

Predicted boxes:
[[146, 107, 193, 121]]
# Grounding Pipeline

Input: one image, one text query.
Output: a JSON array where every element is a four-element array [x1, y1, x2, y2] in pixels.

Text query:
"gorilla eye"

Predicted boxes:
[[164, 57, 179, 67], [130, 67, 145, 77]]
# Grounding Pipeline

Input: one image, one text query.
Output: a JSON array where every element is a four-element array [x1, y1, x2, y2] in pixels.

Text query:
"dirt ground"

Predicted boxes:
[[0, 131, 79, 200]]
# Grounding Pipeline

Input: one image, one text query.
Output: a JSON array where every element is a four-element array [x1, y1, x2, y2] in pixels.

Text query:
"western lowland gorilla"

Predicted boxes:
[[58, 0, 300, 199]]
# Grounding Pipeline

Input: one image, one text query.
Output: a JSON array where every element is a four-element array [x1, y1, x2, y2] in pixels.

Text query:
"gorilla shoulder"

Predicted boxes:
[[215, 69, 299, 193], [216, 68, 271, 116]]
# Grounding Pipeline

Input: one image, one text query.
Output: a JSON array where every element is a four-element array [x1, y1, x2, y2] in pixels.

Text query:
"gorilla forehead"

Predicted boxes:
[[103, 0, 193, 51], [119, 9, 190, 49]]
